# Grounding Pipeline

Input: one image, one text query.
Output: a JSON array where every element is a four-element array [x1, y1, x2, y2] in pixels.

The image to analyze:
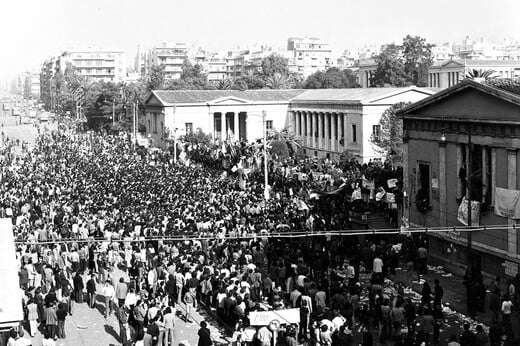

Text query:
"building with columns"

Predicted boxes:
[[144, 90, 305, 147], [144, 87, 434, 162], [398, 79, 520, 277], [289, 87, 435, 162]]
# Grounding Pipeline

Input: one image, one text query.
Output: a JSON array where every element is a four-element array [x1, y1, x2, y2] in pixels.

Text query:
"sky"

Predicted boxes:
[[1, 0, 520, 82]]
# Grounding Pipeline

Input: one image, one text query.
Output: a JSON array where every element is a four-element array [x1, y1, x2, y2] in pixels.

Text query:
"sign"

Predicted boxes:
[[504, 261, 519, 277], [248, 308, 300, 326], [495, 187, 520, 219], [431, 178, 439, 189], [457, 197, 480, 226]]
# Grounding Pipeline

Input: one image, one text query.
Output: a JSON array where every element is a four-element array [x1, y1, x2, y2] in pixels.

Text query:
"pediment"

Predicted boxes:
[[210, 96, 250, 105], [146, 94, 165, 106]]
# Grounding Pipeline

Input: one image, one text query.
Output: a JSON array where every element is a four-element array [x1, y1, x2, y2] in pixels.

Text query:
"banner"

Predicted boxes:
[[495, 187, 520, 219], [248, 308, 300, 326], [457, 197, 480, 226]]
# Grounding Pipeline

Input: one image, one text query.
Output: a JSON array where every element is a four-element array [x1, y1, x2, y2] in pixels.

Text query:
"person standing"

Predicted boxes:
[[163, 305, 175, 346], [115, 277, 128, 308], [198, 321, 212, 346], [118, 305, 130, 346], [102, 279, 115, 318], [474, 325, 489, 346], [44, 301, 58, 340], [417, 244, 428, 276], [73, 271, 84, 303], [26, 297, 38, 337], [56, 300, 67, 339], [86, 274, 97, 309], [501, 295, 513, 331]]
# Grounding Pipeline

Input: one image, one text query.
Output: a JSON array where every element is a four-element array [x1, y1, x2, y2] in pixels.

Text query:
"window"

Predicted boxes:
[[266, 120, 273, 130], [372, 125, 381, 140], [153, 113, 158, 133], [352, 124, 357, 143], [185, 122, 193, 135], [96, 60, 102, 66], [417, 163, 431, 209]]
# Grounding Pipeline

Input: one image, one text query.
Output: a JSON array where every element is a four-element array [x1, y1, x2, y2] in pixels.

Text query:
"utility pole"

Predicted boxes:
[[133, 101, 137, 148], [112, 100, 115, 127], [263, 110, 269, 201], [466, 130, 472, 270]]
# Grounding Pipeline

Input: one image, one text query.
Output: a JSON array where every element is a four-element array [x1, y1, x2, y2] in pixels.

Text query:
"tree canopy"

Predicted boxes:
[[370, 36, 433, 87], [303, 67, 359, 89], [370, 102, 410, 166]]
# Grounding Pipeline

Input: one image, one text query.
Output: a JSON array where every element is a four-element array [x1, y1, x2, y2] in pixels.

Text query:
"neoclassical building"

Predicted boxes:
[[288, 87, 435, 161], [144, 87, 435, 162]]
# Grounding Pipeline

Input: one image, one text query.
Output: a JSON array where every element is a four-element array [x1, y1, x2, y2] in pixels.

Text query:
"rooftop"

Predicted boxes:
[[152, 89, 306, 104]]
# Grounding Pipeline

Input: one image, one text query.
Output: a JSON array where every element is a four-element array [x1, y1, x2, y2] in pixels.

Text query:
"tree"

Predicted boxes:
[[147, 64, 166, 91], [370, 102, 411, 166], [402, 35, 433, 87], [371, 36, 433, 87], [265, 73, 294, 89], [303, 68, 359, 88], [370, 44, 409, 87], [232, 72, 266, 90], [261, 54, 290, 78], [465, 68, 498, 82]]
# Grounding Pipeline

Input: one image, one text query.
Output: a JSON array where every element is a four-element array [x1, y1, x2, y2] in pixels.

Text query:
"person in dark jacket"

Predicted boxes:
[[86, 274, 97, 308], [73, 271, 85, 303], [198, 321, 212, 346]]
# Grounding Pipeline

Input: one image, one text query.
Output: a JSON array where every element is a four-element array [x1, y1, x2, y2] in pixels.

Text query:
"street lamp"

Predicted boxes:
[[441, 127, 473, 270]]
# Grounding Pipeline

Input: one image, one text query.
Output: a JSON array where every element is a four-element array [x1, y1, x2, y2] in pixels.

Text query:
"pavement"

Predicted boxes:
[[388, 263, 520, 338], [22, 267, 228, 346]]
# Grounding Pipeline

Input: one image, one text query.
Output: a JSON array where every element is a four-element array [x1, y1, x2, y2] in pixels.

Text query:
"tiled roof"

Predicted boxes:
[[153, 89, 306, 104], [485, 79, 520, 96], [291, 87, 433, 103], [433, 59, 520, 68]]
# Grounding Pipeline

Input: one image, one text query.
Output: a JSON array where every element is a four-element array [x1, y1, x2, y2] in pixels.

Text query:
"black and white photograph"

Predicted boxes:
[[0, 0, 520, 345]]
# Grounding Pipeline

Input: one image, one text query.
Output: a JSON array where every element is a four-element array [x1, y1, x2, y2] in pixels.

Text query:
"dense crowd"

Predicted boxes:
[[2, 127, 519, 346]]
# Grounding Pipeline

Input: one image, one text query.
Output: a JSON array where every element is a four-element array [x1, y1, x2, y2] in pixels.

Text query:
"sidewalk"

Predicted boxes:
[[388, 263, 520, 335]]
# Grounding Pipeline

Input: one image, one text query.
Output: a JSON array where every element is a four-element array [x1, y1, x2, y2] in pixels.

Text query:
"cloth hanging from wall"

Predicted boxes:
[[495, 187, 520, 219], [457, 197, 481, 226]]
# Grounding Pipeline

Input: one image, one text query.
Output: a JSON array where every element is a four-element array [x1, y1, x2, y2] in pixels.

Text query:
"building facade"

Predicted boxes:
[[64, 48, 126, 83], [428, 59, 520, 88], [144, 90, 304, 148], [287, 37, 332, 77], [289, 87, 435, 162], [399, 79, 520, 277], [144, 88, 434, 164], [147, 43, 188, 79], [357, 59, 377, 88]]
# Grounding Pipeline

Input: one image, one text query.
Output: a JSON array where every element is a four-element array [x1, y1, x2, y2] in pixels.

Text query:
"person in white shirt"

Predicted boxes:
[[102, 280, 115, 318], [373, 256, 383, 274]]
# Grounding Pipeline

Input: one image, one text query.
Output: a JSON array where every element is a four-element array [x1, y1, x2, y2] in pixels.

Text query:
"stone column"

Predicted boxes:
[[324, 113, 330, 151], [295, 111, 301, 137], [343, 113, 349, 150], [331, 113, 337, 152], [312, 112, 318, 149], [290, 111, 296, 134], [491, 148, 496, 205], [233, 112, 239, 141], [439, 143, 447, 226], [318, 112, 323, 150], [209, 111, 214, 138], [306, 111, 312, 148], [219, 113, 224, 141], [508, 149, 517, 256]]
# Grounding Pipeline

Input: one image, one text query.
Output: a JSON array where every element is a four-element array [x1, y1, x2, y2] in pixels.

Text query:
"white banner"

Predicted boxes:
[[248, 308, 300, 326], [495, 187, 520, 219]]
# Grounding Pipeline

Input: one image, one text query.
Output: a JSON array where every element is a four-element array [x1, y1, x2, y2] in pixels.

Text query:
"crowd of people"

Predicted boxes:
[[1, 125, 519, 346]]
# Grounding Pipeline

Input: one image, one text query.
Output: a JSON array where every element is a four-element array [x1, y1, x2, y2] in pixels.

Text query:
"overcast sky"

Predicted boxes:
[[2, 0, 519, 81]]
